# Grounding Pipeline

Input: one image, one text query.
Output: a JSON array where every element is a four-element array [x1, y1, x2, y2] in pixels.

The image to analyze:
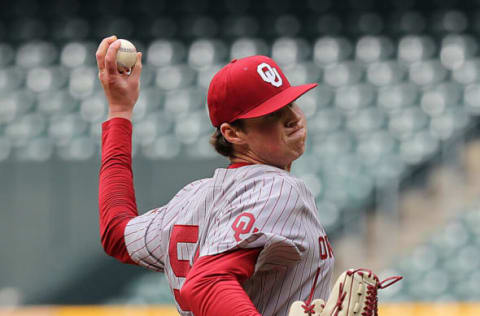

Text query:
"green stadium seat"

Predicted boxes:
[[324, 61, 363, 87], [146, 40, 187, 67], [132, 88, 165, 122], [366, 61, 406, 86], [377, 83, 419, 113], [16, 137, 54, 162], [163, 88, 205, 117], [463, 83, 480, 115], [142, 134, 181, 160], [313, 37, 353, 67], [308, 108, 343, 135], [37, 90, 78, 116], [398, 35, 436, 64], [334, 83, 375, 113], [408, 60, 447, 86], [80, 93, 108, 124], [16, 41, 57, 68], [47, 113, 88, 147], [387, 106, 429, 141], [282, 62, 322, 93], [356, 130, 397, 166], [230, 38, 269, 60], [355, 36, 394, 64], [155, 65, 196, 90], [68, 66, 99, 99], [429, 108, 470, 141], [58, 136, 96, 161], [26, 66, 69, 93], [0, 66, 25, 93], [271, 37, 310, 66], [188, 39, 228, 70], [452, 58, 480, 85], [439, 34, 477, 70], [60, 42, 97, 68], [173, 110, 212, 145], [399, 130, 439, 165]]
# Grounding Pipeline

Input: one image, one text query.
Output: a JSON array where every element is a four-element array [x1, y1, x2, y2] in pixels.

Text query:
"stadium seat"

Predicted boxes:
[[68, 66, 99, 99], [464, 83, 480, 115], [366, 61, 406, 86], [324, 61, 363, 88], [271, 37, 310, 66], [16, 41, 57, 68], [188, 39, 228, 70], [377, 83, 419, 113], [439, 34, 477, 70], [163, 88, 205, 117], [61, 42, 97, 68], [155, 65, 196, 90], [230, 38, 269, 60], [398, 35, 436, 64], [26, 66, 69, 93], [146, 40, 187, 67], [452, 58, 480, 85], [142, 134, 181, 160], [15, 137, 54, 162], [356, 36, 394, 64], [334, 83, 375, 113], [0, 66, 25, 93], [48, 113, 88, 146], [313, 37, 353, 67]]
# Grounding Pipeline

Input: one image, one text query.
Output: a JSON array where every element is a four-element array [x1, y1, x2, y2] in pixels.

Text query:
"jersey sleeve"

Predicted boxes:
[[200, 176, 306, 273], [123, 207, 167, 272]]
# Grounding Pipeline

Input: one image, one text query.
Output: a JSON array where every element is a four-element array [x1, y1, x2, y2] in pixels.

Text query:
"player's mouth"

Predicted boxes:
[[288, 126, 305, 137]]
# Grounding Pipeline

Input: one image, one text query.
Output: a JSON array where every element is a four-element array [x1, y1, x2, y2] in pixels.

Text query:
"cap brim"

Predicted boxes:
[[235, 83, 318, 120]]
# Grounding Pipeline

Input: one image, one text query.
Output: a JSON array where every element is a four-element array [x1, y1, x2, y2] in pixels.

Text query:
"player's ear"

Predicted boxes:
[[220, 122, 247, 145]]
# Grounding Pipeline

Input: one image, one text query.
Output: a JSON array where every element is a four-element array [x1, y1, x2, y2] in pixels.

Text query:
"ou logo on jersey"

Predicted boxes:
[[232, 212, 257, 241], [257, 63, 283, 87]]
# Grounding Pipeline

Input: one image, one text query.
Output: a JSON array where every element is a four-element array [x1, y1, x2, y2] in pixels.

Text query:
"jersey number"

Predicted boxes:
[[168, 224, 199, 312]]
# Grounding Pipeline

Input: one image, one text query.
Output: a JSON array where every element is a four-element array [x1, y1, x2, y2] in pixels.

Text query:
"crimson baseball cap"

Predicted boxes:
[[207, 55, 318, 127]]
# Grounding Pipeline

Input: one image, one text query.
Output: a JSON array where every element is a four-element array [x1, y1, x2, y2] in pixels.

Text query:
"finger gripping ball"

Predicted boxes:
[[116, 39, 137, 73]]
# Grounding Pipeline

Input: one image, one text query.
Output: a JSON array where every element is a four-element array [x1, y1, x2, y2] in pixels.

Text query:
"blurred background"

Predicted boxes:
[[1, 0, 480, 314]]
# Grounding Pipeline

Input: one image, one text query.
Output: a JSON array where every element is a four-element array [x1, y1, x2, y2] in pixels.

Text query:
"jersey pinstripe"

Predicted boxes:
[[124, 164, 334, 315]]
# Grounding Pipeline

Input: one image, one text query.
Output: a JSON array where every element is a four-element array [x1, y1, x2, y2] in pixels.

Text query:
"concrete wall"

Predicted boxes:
[[0, 156, 225, 304]]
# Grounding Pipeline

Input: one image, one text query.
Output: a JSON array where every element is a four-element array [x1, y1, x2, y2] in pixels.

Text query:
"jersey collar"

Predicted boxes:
[[228, 162, 254, 169]]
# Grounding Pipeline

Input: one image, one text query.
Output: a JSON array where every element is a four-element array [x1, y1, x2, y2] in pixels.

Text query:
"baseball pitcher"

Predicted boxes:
[[96, 36, 400, 316]]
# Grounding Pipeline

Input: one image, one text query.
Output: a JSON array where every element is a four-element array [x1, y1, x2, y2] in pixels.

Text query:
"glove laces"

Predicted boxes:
[[347, 269, 403, 316], [301, 267, 323, 315]]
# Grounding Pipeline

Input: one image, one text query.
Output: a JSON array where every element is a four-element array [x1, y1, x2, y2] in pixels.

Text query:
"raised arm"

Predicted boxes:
[[96, 36, 143, 263]]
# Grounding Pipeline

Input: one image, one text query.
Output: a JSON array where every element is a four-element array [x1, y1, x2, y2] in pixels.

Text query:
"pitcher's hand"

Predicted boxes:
[[96, 35, 142, 120]]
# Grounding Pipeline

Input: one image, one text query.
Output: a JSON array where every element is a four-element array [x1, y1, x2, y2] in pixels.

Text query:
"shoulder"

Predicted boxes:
[[234, 165, 309, 198]]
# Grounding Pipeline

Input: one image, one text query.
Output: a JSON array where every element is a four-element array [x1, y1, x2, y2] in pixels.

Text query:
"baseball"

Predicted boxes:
[[116, 39, 137, 73]]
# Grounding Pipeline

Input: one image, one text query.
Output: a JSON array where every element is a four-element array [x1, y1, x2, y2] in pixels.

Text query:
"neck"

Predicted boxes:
[[230, 152, 291, 172]]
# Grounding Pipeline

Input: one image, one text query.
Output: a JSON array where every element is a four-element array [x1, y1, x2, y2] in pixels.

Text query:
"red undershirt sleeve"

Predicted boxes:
[[98, 117, 137, 264], [180, 248, 262, 316]]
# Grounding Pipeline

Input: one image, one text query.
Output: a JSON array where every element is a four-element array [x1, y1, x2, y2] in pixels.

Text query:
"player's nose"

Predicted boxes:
[[284, 105, 302, 128]]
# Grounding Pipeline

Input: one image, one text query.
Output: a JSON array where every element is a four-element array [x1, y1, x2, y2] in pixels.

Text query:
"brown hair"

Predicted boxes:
[[209, 120, 244, 158]]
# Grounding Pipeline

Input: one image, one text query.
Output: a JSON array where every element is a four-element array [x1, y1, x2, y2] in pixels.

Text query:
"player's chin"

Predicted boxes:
[[290, 142, 306, 161]]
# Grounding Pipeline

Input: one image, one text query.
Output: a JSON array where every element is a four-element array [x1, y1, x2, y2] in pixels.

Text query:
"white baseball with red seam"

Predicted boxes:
[[116, 39, 137, 73]]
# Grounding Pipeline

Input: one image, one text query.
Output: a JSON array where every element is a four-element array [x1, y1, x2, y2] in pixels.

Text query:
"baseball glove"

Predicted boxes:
[[289, 268, 402, 316]]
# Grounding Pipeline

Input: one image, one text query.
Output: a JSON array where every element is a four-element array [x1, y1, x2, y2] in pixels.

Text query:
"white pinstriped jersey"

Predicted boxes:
[[124, 164, 335, 316]]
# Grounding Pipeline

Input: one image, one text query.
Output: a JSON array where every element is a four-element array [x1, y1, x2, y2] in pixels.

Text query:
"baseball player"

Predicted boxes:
[[96, 36, 399, 316]]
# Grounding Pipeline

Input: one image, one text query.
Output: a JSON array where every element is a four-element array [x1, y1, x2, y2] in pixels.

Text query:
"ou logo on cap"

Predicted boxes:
[[257, 63, 283, 87]]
